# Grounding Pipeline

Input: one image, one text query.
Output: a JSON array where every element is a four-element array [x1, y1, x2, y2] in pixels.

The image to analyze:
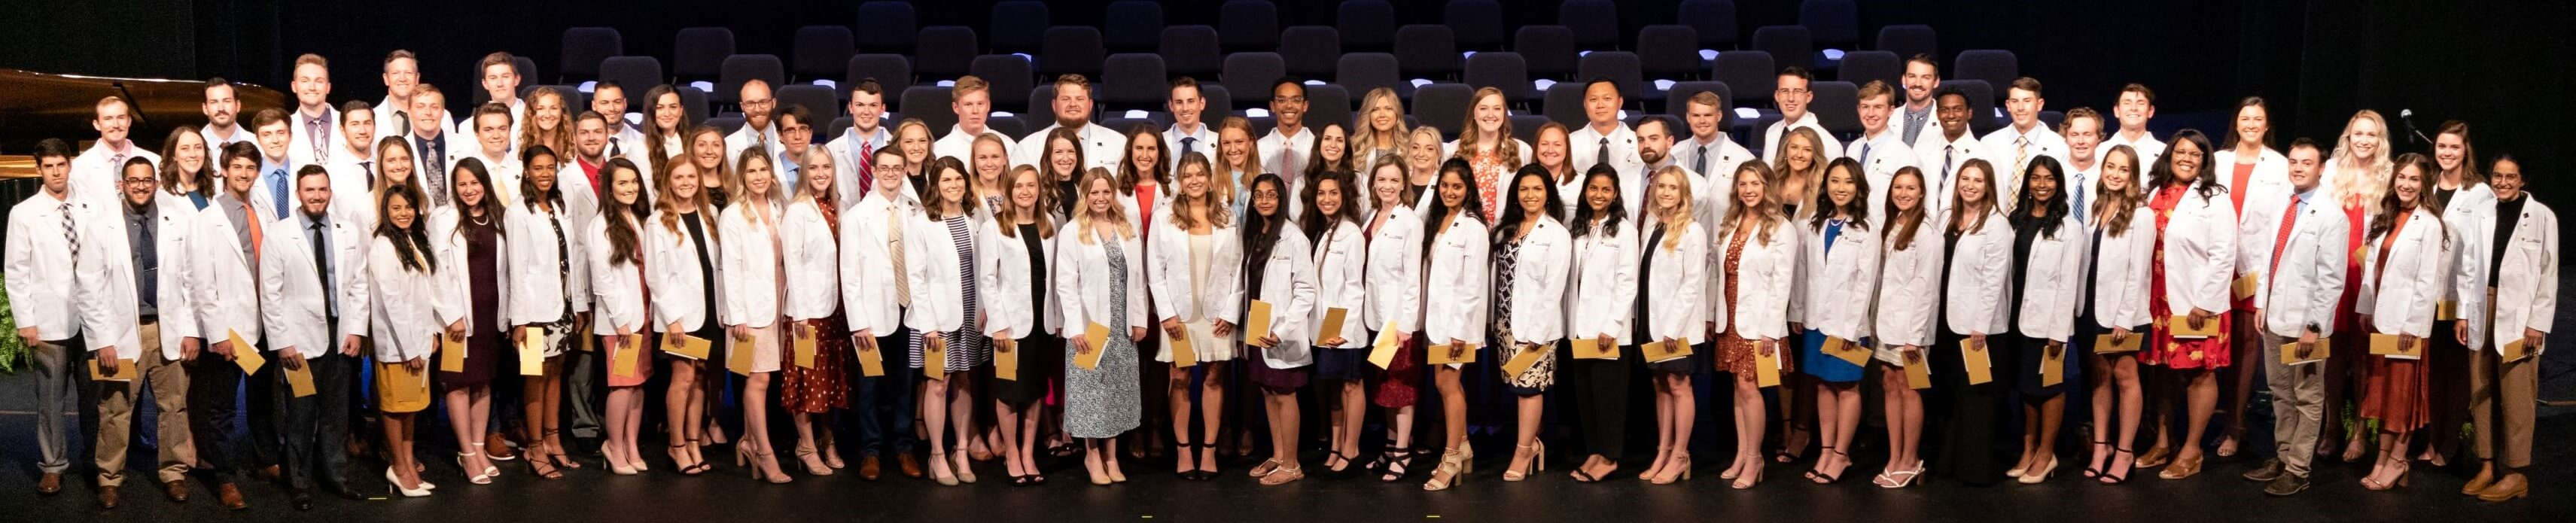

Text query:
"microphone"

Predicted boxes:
[[2398, 109, 2434, 144]]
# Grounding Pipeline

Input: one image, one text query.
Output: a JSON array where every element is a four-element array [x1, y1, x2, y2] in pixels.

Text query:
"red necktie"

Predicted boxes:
[[2266, 197, 2298, 289], [854, 138, 874, 196]]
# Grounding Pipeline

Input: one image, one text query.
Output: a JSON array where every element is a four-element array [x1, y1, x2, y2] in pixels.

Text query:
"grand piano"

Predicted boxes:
[[0, 68, 283, 231]]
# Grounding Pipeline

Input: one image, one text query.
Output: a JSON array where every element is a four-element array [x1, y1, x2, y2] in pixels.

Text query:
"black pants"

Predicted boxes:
[[184, 354, 245, 482], [563, 346, 605, 442], [1568, 342, 1639, 461], [845, 327, 918, 457], [276, 351, 355, 492]]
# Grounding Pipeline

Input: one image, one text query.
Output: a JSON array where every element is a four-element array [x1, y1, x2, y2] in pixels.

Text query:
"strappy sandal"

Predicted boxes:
[[2099, 445, 2136, 485], [1808, 448, 1850, 484], [1804, 445, 1837, 482], [1877, 460, 1925, 488], [1378, 449, 1417, 483], [527, 451, 564, 479], [1421, 445, 1474, 491], [2083, 437, 2110, 479]]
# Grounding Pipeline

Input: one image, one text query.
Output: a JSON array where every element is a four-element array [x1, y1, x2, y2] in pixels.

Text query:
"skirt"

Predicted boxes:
[[1372, 333, 1423, 408], [2364, 353, 2430, 431], [2014, 333, 2081, 398], [1495, 342, 1557, 395], [1647, 340, 1711, 375], [1247, 347, 1311, 393], [1716, 330, 1791, 376], [988, 333, 1061, 406], [1156, 320, 1235, 363], [1798, 330, 1866, 383], [604, 332, 656, 388], [438, 330, 501, 389], [376, 360, 433, 413], [731, 324, 783, 374], [1311, 346, 1365, 382], [779, 318, 851, 413]]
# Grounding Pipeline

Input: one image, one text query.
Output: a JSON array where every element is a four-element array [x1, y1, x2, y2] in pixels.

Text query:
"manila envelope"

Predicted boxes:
[[440, 334, 467, 372], [1244, 300, 1275, 344], [993, 337, 1019, 381], [1317, 308, 1349, 344], [919, 335, 945, 379], [2370, 333, 2424, 360], [1076, 322, 1112, 370], [793, 328, 818, 369], [1960, 339, 1993, 385], [727, 332, 757, 376], [2281, 336, 2331, 366], [228, 330, 266, 376], [1753, 345, 1783, 388], [1643, 339, 1693, 363], [1500, 343, 1548, 379], [88, 357, 135, 382], [2168, 315, 2222, 339], [2231, 273, 2261, 300], [667, 334, 712, 360], [285, 362, 318, 397], [1570, 336, 1618, 360], [2504, 339, 2537, 363], [2434, 300, 2459, 321], [1904, 356, 1933, 390], [382, 362, 428, 404], [2041, 345, 2064, 387], [612, 336, 642, 378], [854, 335, 887, 377], [2093, 332, 2142, 353], [1367, 321, 1402, 369], [1168, 327, 1198, 368], [1825, 336, 1870, 366], [1427, 340, 1478, 366], [519, 327, 547, 376]]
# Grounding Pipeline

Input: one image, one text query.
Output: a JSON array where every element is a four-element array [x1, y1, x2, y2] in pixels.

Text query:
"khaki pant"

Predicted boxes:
[[94, 321, 195, 486], [2264, 333, 2327, 476], [2468, 346, 2535, 468]]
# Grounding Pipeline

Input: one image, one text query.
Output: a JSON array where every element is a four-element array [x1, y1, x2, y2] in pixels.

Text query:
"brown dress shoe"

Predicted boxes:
[[859, 455, 884, 481], [898, 452, 925, 479], [163, 479, 190, 502], [36, 473, 62, 495], [486, 433, 520, 461], [216, 482, 248, 510], [98, 485, 120, 509], [253, 464, 282, 482], [2477, 473, 2529, 502], [2462, 467, 2496, 495]]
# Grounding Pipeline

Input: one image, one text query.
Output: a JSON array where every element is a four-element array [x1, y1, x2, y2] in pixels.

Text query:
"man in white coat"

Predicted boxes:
[[5, 139, 87, 495], [76, 157, 202, 509], [1762, 66, 1844, 163], [933, 76, 1011, 166], [723, 78, 781, 163], [69, 96, 163, 211], [2059, 108, 2108, 226], [1851, 81, 1920, 217], [2243, 140, 2346, 496], [285, 54, 341, 171], [187, 141, 272, 510], [2100, 84, 2166, 168], [1979, 78, 2066, 204], [1913, 87, 1983, 219], [258, 166, 375, 507], [1018, 74, 1116, 173], [839, 147, 922, 479], [318, 102, 381, 219], [1672, 90, 1755, 223]]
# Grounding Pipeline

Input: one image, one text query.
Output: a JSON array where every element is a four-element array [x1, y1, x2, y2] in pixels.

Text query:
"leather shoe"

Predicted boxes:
[[163, 479, 190, 503], [486, 433, 520, 461], [2462, 467, 2496, 495], [36, 473, 61, 495], [291, 491, 316, 511], [216, 482, 248, 510], [252, 464, 282, 482], [327, 484, 370, 500], [2242, 459, 2285, 482], [2264, 473, 2311, 496], [98, 485, 120, 509], [898, 453, 924, 479], [859, 455, 884, 481]]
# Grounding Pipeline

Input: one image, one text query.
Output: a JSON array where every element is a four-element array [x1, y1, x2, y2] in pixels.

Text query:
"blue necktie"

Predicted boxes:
[[267, 169, 290, 219]]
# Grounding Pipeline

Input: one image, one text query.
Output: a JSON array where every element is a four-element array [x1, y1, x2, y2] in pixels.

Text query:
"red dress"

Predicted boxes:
[[2143, 184, 2230, 369], [2362, 211, 2428, 431]]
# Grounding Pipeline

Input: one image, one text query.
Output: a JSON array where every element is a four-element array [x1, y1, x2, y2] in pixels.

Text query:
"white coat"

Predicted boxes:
[[2453, 196, 2559, 353], [427, 208, 511, 335], [840, 191, 917, 337], [718, 202, 784, 329], [75, 194, 200, 361], [781, 199, 842, 323], [2258, 191, 2351, 338], [190, 198, 265, 348], [1944, 208, 2014, 336], [978, 217, 1063, 339], [902, 211, 979, 336], [2159, 186, 2238, 318], [1873, 223, 1945, 361], [2361, 205, 2447, 339], [1791, 215, 1882, 341], [506, 201, 592, 327], [260, 211, 373, 358], [584, 215, 649, 336], [1713, 217, 1798, 341], [1054, 228, 1150, 339], [367, 235, 460, 361], [1247, 222, 1320, 367], [2091, 207, 2158, 331], [2216, 147, 2293, 292], [1567, 217, 1641, 345], [1308, 220, 1370, 347], [2438, 184, 2496, 321], [1421, 211, 1490, 345], [644, 208, 723, 333], [1147, 217, 1245, 324], [1500, 217, 1574, 345], [1363, 205, 1426, 335], [2014, 214, 2090, 343]]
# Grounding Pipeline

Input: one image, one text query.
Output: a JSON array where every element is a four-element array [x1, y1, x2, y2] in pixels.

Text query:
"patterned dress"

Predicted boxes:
[[1715, 227, 1787, 375], [1064, 239, 1142, 439], [781, 199, 851, 413], [912, 214, 990, 372], [536, 208, 577, 357], [2144, 185, 2230, 369], [1493, 235, 1555, 394]]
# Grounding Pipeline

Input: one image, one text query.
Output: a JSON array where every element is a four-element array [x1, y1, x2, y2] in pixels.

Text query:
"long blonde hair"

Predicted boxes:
[[1075, 167, 1134, 244], [2330, 110, 2393, 214], [1449, 87, 1522, 169], [1358, 87, 1410, 151], [1168, 152, 1232, 230], [1649, 166, 1695, 251], [1216, 117, 1259, 205], [516, 87, 575, 157], [1720, 160, 1785, 244], [1771, 126, 1826, 207], [732, 146, 784, 224]]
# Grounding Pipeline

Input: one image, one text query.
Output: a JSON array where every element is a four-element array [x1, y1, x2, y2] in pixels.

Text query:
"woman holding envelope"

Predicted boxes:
[[718, 149, 791, 484], [2005, 157, 2088, 484], [2323, 111, 2395, 462], [2141, 130, 2235, 480], [1793, 158, 1879, 485], [370, 185, 453, 497], [1146, 154, 1242, 480], [2453, 155, 2554, 502], [1419, 158, 1490, 491], [1303, 167, 1372, 476], [1058, 168, 1150, 485], [1714, 160, 1798, 489], [586, 159, 655, 475], [646, 156, 723, 476], [1567, 165, 1643, 484], [1932, 158, 2013, 487], [780, 148, 851, 477], [979, 165, 1061, 485], [906, 157, 991, 486], [504, 146, 586, 479], [1360, 158, 1429, 482], [1241, 172, 1320, 484], [1870, 166, 1941, 488], [1490, 165, 1574, 482], [430, 157, 512, 485], [2081, 146, 2155, 485], [2355, 154, 2448, 491]]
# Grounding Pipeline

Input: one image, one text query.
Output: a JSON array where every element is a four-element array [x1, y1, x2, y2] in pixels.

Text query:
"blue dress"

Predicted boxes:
[[1799, 219, 1865, 383]]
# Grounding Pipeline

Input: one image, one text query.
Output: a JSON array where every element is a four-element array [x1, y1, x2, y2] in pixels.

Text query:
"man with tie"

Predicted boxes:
[[201, 78, 254, 147], [2100, 84, 2166, 168], [932, 75, 1010, 171], [827, 79, 894, 211], [1637, 117, 1722, 226], [2243, 138, 2344, 497], [77, 157, 202, 509], [1763, 66, 1844, 163], [1162, 78, 1217, 172], [592, 81, 642, 163], [1018, 74, 1113, 173], [321, 102, 379, 215], [455, 102, 525, 204], [376, 50, 449, 140], [774, 104, 818, 190], [1897, 54, 1941, 147], [406, 84, 456, 213], [188, 142, 272, 510], [1852, 81, 1920, 217], [70, 96, 163, 211], [841, 147, 922, 480], [1568, 77, 1644, 198], [724, 78, 781, 163], [2059, 108, 2107, 225], [1673, 90, 1755, 222], [286, 54, 340, 170], [1979, 78, 2067, 203], [1911, 87, 1982, 219], [1256, 78, 1314, 184], [251, 108, 299, 220], [6, 139, 89, 496], [258, 166, 373, 509]]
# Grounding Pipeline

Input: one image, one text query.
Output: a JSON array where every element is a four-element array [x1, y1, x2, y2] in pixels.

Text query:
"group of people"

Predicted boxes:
[[6, 50, 2553, 511]]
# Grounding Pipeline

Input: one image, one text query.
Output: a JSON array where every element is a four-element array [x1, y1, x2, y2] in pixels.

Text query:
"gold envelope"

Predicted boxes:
[[1570, 336, 1618, 360], [1500, 343, 1547, 378], [519, 327, 547, 376], [1367, 321, 1402, 369], [2231, 273, 2260, 300], [1317, 308, 1348, 343], [2168, 315, 2222, 339], [440, 334, 467, 372], [1825, 336, 1869, 366], [2369, 333, 2424, 360], [1961, 339, 1993, 385], [854, 335, 887, 377], [793, 328, 818, 369], [1427, 340, 1478, 365], [1753, 345, 1782, 388], [1643, 339, 1693, 363], [2280, 336, 2331, 366], [229, 329, 266, 376], [1168, 327, 1198, 368], [2093, 332, 2142, 353], [1245, 300, 1274, 343], [1905, 357, 1933, 390], [612, 336, 641, 378]]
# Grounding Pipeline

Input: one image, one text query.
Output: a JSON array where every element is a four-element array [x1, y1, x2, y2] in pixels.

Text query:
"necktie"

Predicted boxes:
[[267, 169, 291, 219], [888, 205, 910, 307], [1941, 145, 1956, 204], [2267, 196, 2299, 285], [360, 160, 375, 186], [243, 200, 264, 266], [1858, 141, 1872, 167], [307, 115, 332, 161], [1180, 136, 1196, 163], [1691, 144, 1709, 175], [608, 138, 623, 159], [2013, 135, 2029, 175], [2072, 170, 2090, 222], [59, 202, 78, 259], [1595, 138, 1612, 172], [854, 138, 875, 196], [312, 221, 336, 318]]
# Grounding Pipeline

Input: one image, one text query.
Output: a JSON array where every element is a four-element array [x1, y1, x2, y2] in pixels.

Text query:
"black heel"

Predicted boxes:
[[2099, 445, 2136, 485]]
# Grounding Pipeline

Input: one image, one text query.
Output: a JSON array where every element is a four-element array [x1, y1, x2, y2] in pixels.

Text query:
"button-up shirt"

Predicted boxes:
[[124, 201, 160, 316]]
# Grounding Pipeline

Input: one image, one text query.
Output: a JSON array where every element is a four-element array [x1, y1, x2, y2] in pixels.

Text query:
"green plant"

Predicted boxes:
[[0, 272, 24, 372]]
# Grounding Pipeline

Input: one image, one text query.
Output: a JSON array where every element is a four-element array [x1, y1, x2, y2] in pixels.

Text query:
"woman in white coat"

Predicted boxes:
[[586, 158, 655, 475], [906, 157, 988, 486], [2081, 146, 2155, 485], [1300, 169, 1372, 476], [1360, 158, 1429, 482], [2422, 121, 2489, 467], [979, 165, 1061, 485], [1793, 158, 1880, 484], [1932, 158, 2014, 486], [1565, 165, 1641, 483], [2005, 157, 2089, 484], [1239, 173, 1320, 484], [1147, 154, 1241, 479], [503, 146, 588, 477], [429, 158, 510, 485], [717, 150, 791, 483], [778, 147, 851, 476], [368, 187, 458, 495], [1057, 168, 1151, 485], [1635, 166, 1710, 485], [1870, 166, 1941, 488], [2355, 154, 2448, 491], [2140, 130, 2236, 480], [1713, 160, 1798, 489], [2212, 99, 2290, 457], [2453, 155, 2554, 501], [1420, 158, 1491, 491], [646, 157, 723, 476], [1490, 166, 1574, 482]]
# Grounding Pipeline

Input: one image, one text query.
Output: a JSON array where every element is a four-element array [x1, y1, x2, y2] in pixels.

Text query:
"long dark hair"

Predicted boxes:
[[2008, 156, 2069, 239], [2367, 153, 2447, 243], [1421, 157, 1487, 259], [1299, 168, 1360, 245], [1241, 172, 1290, 295], [519, 144, 565, 209], [1490, 164, 1565, 246], [1883, 166, 1929, 251], [1807, 157, 1873, 232], [2148, 129, 2224, 200], [1569, 163, 1627, 239], [598, 158, 653, 266], [373, 188, 437, 273], [446, 157, 508, 239]]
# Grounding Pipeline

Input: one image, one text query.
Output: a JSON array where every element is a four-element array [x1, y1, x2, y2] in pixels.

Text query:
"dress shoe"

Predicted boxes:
[[2242, 459, 2285, 482], [2461, 467, 2496, 495], [36, 473, 61, 495], [216, 482, 248, 510], [97, 485, 120, 509], [859, 455, 884, 481], [486, 433, 520, 461], [898, 453, 925, 479], [2264, 473, 2311, 496], [2477, 473, 2529, 502], [163, 479, 190, 502], [252, 464, 282, 482], [328, 484, 370, 500], [291, 491, 316, 511]]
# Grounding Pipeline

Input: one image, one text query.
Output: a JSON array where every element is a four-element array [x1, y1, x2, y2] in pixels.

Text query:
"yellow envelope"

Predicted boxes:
[[2504, 339, 2535, 363], [581, 332, 597, 352], [1904, 357, 1933, 389], [440, 333, 467, 372], [611, 337, 641, 378], [230, 332, 267, 376], [919, 334, 945, 379], [1168, 327, 1198, 368], [2434, 300, 2458, 321], [519, 327, 547, 376], [2369, 333, 2424, 360], [1074, 325, 1109, 370], [2281, 336, 2331, 366], [1367, 321, 1402, 369], [1317, 307, 1348, 343], [89, 357, 135, 382], [2168, 315, 2221, 339], [1245, 300, 1274, 343], [1500, 343, 1548, 378], [994, 337, 1019, 381], [854, 335, 887, 377], [1753, 345, 1783, 388], [667, 334, 713, 360], [1643, 339, 1693, 363], [2093, 332, 2142, 353], [1570, 336, 1618, 360], [285, 363, 318, 397], [793, 328, 818, 369], [1961, 339, 1993, 385], [1825, 336, 1870, 366], [2041, 345, 2064, 387], [1427, 340, 1478, 365], [728, 332, 757, 376], [2231, 273, 2260, 300]]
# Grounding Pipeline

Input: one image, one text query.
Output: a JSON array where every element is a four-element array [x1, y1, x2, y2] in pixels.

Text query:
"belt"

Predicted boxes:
[[139, 315, 159, 325]]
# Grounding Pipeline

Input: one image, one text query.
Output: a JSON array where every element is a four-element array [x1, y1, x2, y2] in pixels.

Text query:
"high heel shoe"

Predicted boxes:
[[1422, 443, 1474, 491], [1377, 449, 1416, 483], [1650, 453, 1692, 485], [2158, 453, 2204, 480], [2099, 446, 2136, 485], [2018, 454, 2059, 485], [2362, 461, 2413, 491], [1175, 442, 1202, 479], [751, 449, 792, 484], [2084, 437, 2112, 479], [1809, 449, 1850, 484], [2136, 443, 2173, 468], [1503, 439, 1543, 482], [1807, 445, 1841, 482], [607, 448, 640, 476], [1877, 460, 1925, 488], [458, 452, 495, 485], [1731, 459, 1765, 490], [674, 439, 711, 476], [951, 449, 978, 484], [385, 468, 431, 497], [927, 451, 960, 486], [796, 445, 834, 476]]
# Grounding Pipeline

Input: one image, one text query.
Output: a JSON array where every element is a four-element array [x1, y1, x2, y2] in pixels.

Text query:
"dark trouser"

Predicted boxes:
[[1569, 342, 1637, 461], [185, 353, 246, 483], [276, 351, 355, 493], [2425, 319, 2468, 457], [849, 327, 918, 457], [564, 348, 605, 442], [244, 348, 282, 472]]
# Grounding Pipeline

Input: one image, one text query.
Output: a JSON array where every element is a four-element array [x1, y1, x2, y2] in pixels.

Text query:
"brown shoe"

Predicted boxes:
[[486, 433, 520, 461], [252, 464, 282, 482], [98, 485, 120, 509], [2462, 467, 2496, 495], [2477, 473, 2529, 502], [36, 473, 61, 495], [162, 479, 190, 502], [859, 455, 884, 481], [898, 452, 925, 479], [215, 482, 248, 510]]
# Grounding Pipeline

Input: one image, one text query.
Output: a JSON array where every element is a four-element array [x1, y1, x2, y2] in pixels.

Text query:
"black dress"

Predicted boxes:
[[990, 223, 1060, 406], [1929, 227, 2010, 486], [680, 211, 727, 361], [1639, 224, 1703, 374]]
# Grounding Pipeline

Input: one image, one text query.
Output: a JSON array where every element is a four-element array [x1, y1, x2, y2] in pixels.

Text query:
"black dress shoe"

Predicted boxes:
[[328, 485, 370, 500], [2264, 473, 2311, 496], [291, 492, 316, 511], [2242, 459, 2285, 482]]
